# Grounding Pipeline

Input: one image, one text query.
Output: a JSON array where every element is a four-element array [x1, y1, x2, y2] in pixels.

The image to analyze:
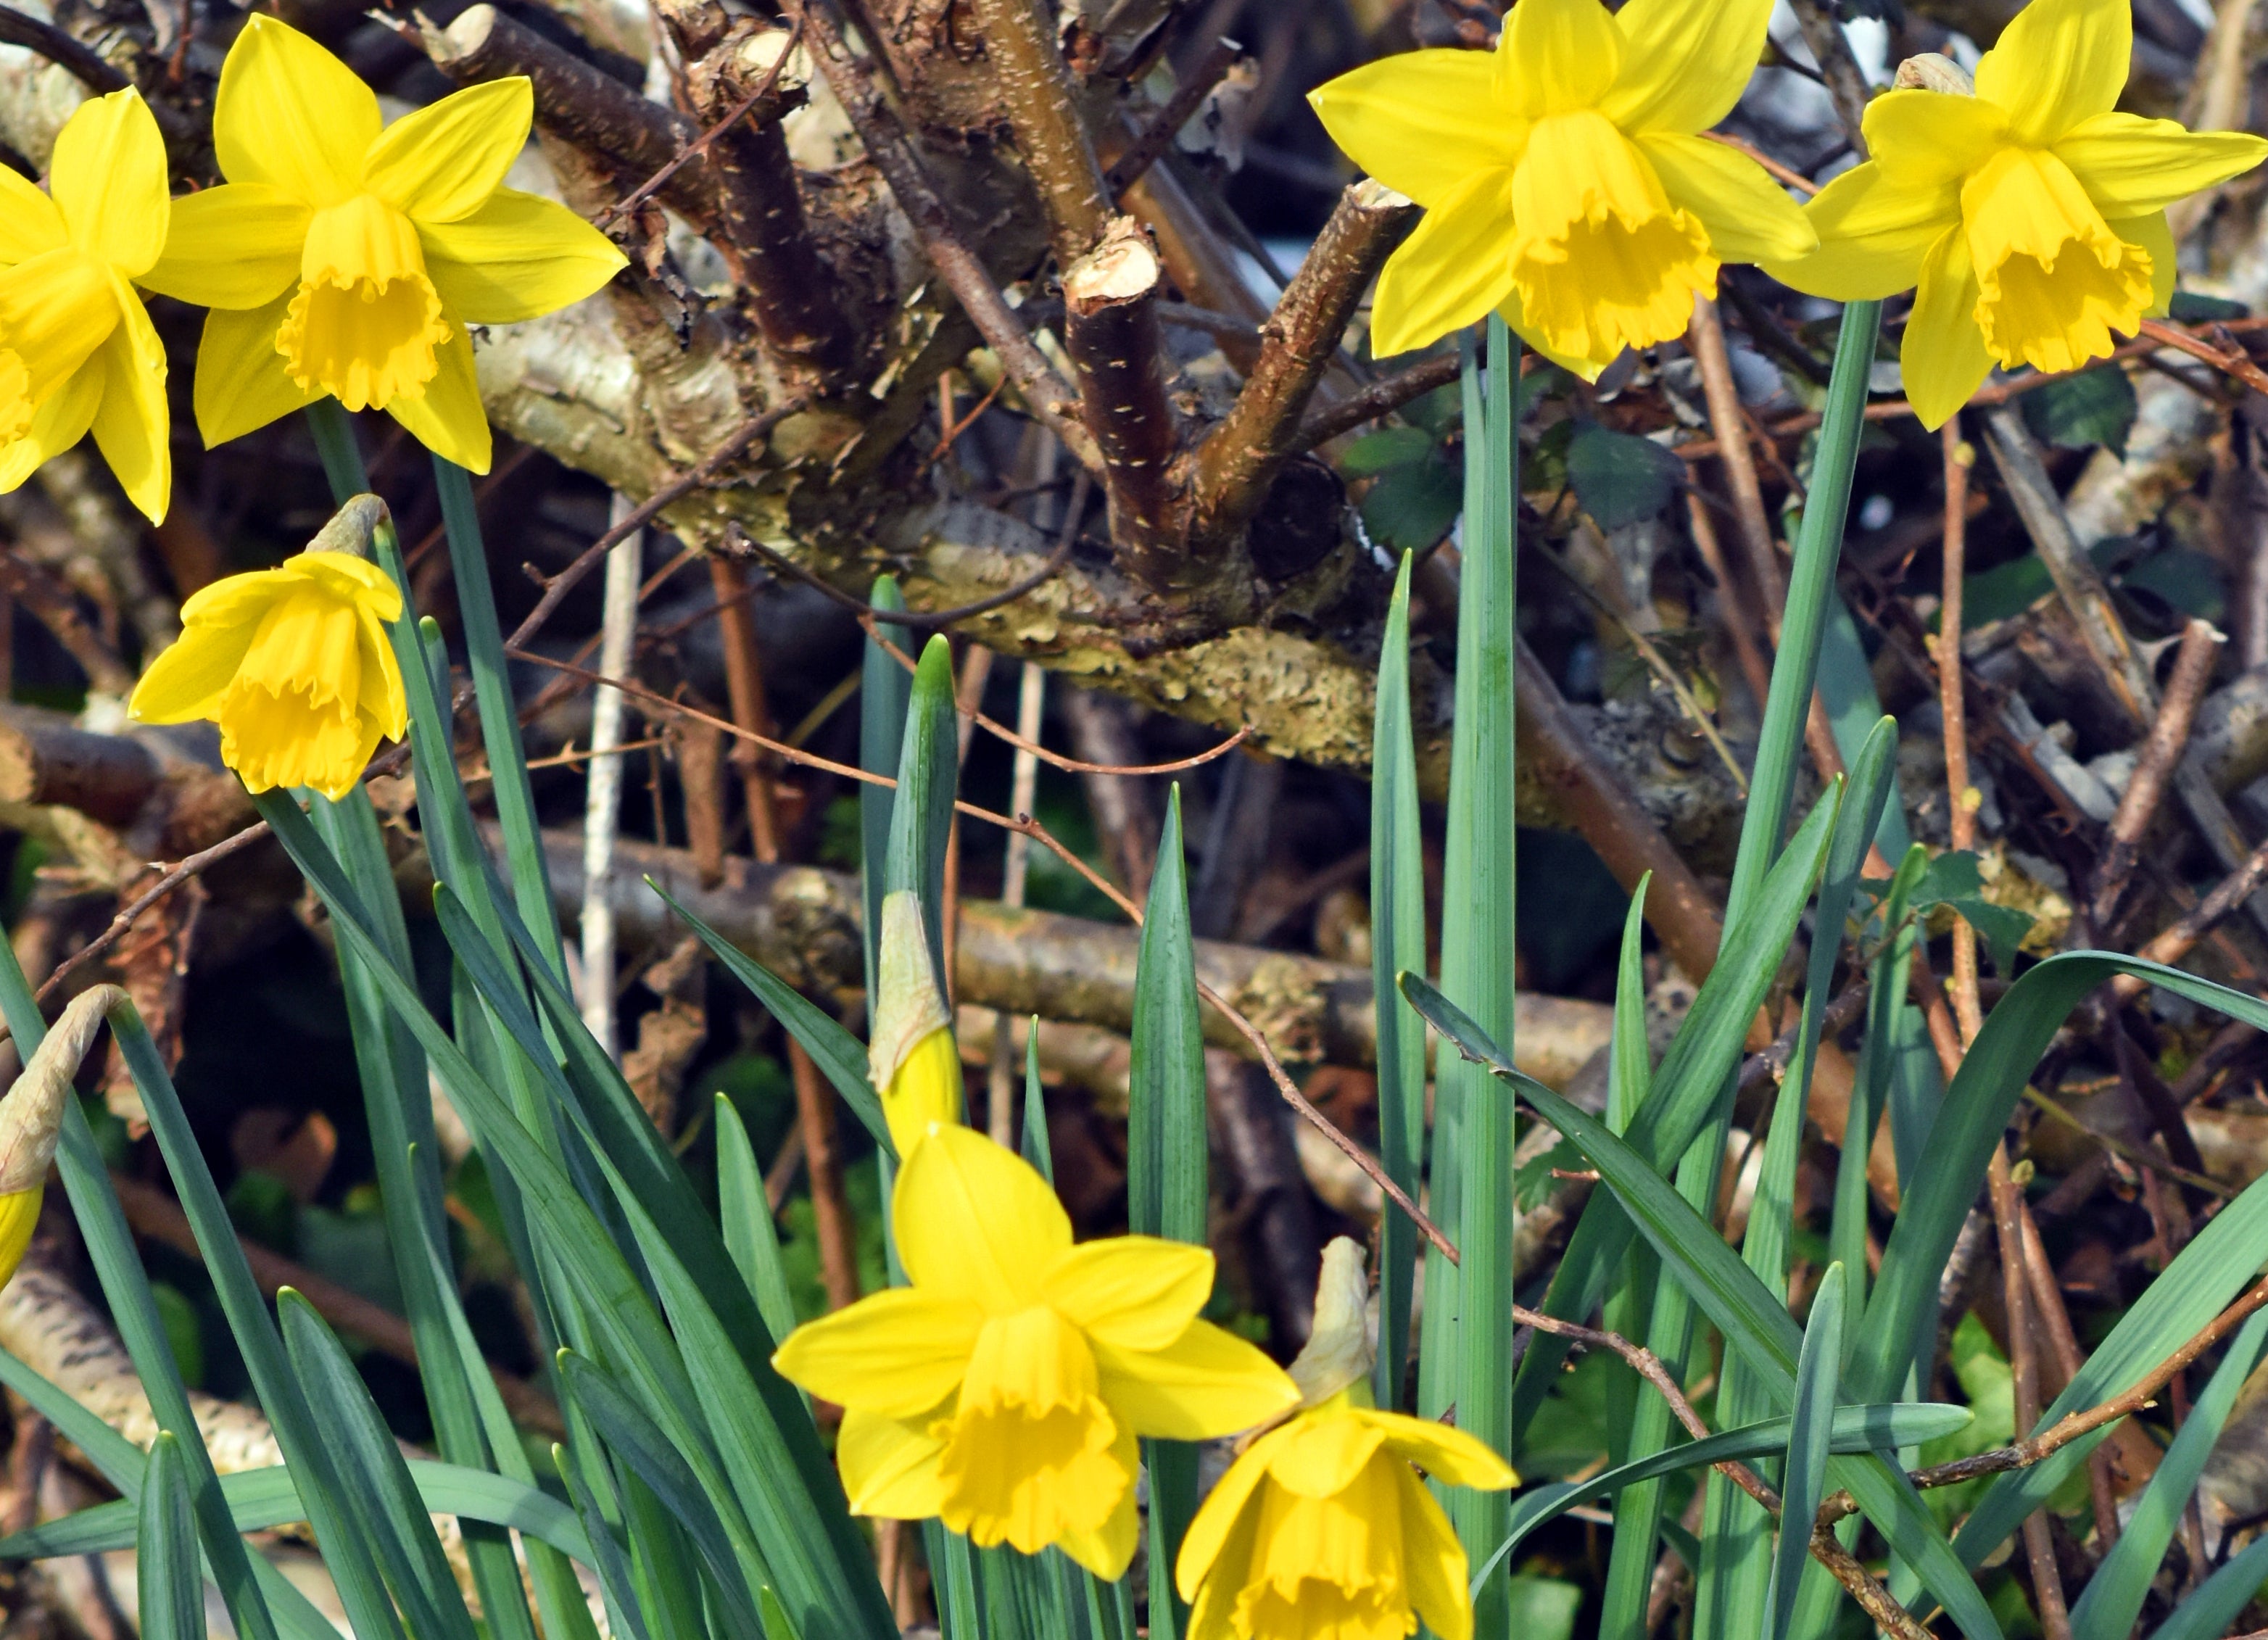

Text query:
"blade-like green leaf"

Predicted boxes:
[[718, 1094, 800, 1347], [2070, 1307, 2268, 1640], [555, 1441, 659, 1640], [1371, 549, 1426, 1412], [861, 576, 914, 998], [1022, 1026, 1054, 1181], [1470, 1400, 1971, 1595], [887, 634, 960, 990], [1765, 1264, 1845, 1640], [1129, 789, 1207, 1640], [136, 1435, 201, 1640], [2149, 1534, 2268, 1640], [278, 1293, 481, 1640], [656, 881, 890, 1154]]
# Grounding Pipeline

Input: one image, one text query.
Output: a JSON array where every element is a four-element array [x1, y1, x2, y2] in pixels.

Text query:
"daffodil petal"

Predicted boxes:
[[1091, 1320, 1299, 1441], [1371, 167, 1515, 359], [1973, 0, 2129, 147], [363, 78, 534, 224], [1042, 1236, 1215, 1351], [1175, 1424, 1291, 1602], [215, 16, 380, 208], [2054, 112, 2268, 219], [193, 294, 319, 447], [1054, 1423, 1141, 1580], [1394, 1463, 1473, 1640], [142, 183, 309, 309], [1359, 1407, 1519, 1489], [893, 1124, 1071, 1310], [1900, 225, 1992, 431], [1497, 0, 1621, 117], [0, 344, 102, 496], [130, 600, 268, 721], [0, 247, 117, 395], [382, 322, 492, 473], [2113, 211, 2177, 318], [0, 166, 65, 265], [289, 549, 405, 621], [1636, 133, 1813, 262], [1860, 88, 2013, 188], [1765, 162, 1955, 302], [420, 188, 624, 323], [1600, 0, 1772, 134], [1306, 51, 1523, 210], [1495, 287, 1613, 382], [1263, 1410, 1385, 1498], [836, 1407, 946, 1520], [1182, 1475, 1264, 1640], [47, 90, 168, 276], [88, 275, 167, 523], [770, 1286, 981, 1415]]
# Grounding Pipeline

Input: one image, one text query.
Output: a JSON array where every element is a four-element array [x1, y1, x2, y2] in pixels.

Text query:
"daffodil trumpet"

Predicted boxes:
[[0, 985, 130, 1290], [143, 15, 627, 473], [1766, 0, 2268, 428], [128, 494, 409, 802], [868, 891, 962, 1159], [1309, 0, 1814, 377], [1175, 1239, 1518, 1640], [0, 88, 174, 522], [771, 1123, 1299, 1578]]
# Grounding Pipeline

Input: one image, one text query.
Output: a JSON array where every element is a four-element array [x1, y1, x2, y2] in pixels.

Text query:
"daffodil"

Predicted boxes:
[[771, 1123, 1299, 1577], [0, 985, 123, 1290], [141, 15, 626, 473], [0, 88, 173, 522], [128, 497, 407, 800], [1310, 0, 1814, 375], [1176, 1241, 1518, 1640], [868, 891, 962, 1158], [1766, 0, 2268, 428]]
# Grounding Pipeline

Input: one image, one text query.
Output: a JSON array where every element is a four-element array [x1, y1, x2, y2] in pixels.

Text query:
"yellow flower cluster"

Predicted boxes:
[[1315, 0, 2264, 415], [1, 15, 624, 526]]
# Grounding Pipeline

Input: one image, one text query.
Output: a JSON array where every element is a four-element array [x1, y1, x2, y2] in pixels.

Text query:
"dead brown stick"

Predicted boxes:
[[2111, 831, 2268, 1001], [1989, 1143, 2074, 1640], [1689, 295, 1787, 625], [505, 396, 808, 652], [1941, 421, 1984, 1041], [1295, 352, 1462, 450], [724, 525, 1075, 633], [708, 556, 785, 864], [2093, 618, 2224, 927], [1188, 179, 1416, 552], [28, 824, 273, 1012], [1686, 489, 1776, 712], [2140, 318, 2268, 399], [781, 0, 1100, 470], [2018, 1195, 2125, 1549], [107, 1170, 564, 1437]]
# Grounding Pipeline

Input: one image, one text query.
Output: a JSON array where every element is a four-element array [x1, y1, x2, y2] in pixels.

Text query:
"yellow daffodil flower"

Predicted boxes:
[[0, 985, 124, 1289], [1177, 1241, 1517, 1640], [128, 497, 407, 800], [1766, 0, 2268, 428], [868, 891, 961, 1158], [772, 1124, 1299, 1578], [0, 88, 173, 522], [1310, 0, 1814, 375], [141, 15, 626, 473]]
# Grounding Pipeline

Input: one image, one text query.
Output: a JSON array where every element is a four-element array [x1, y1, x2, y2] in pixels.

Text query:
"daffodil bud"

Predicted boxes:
[[1288, 1236, 1376, 1409], [0, 985, 127, 1291], [305, 494, 391, 563], [1892, 52, 1974, 95], [866, 892, 961, 1157]]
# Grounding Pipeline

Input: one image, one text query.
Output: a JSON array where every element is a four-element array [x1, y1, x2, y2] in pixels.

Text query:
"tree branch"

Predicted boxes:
[[967, 0, 1113, 265], [1060, 218, 1179, 574]]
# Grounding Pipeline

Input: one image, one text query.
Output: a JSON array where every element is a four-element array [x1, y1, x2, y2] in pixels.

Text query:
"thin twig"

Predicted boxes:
[[2093, 618, 2222, 928], [595, 15, 803, 227], [1106, 34, 1240, 196], [506, 397, 809, 652], [30, 825, 273, 1009], [2139, 318, 2268, 399], [0, 4, 126, 91], [1295, 352, 1462, 450], [1700, 131, 1819, 196]]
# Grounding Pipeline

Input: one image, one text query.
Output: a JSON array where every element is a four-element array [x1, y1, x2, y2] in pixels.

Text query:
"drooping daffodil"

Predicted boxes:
[[1766, 0, 2268, 428], [1176, 1239, 1518, 1640], [129, 494, 407, 801], [0, 88, 173, 521], [868, 891, 963, 1159], [1309, 0, 1815, 375], [772, 1123, 1299, 1578], [0, 985, 127, 1288], [142, 15, 626, 473]]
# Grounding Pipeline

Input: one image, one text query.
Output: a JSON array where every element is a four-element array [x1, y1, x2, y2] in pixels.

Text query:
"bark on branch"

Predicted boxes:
[[1061, 217, 1178, 575]]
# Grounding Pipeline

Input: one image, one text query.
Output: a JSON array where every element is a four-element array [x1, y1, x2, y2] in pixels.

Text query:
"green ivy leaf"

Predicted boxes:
[[1340, 424, 1435, 477], [1360, 457, 1463, 552], [1566, 423, 1684, 530], [2021, 365, 2137, 457]]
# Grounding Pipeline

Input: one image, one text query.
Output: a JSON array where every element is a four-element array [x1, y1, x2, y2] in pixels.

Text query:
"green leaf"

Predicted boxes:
[[278, 1293, 481, 1640], [2148, 1533, 2268, 1640], [1373, 552, 1426, 1410], [655, 882, 890, 1155], [136, 1436, 201, 1640], [1470, 1401, 1971, 1595], [1128, 787, 1207, 1640], [1765, 1263, 1845, 1640], [2069, 1307, 2268, 1640], [1567, 423, 1684, 529], [861, 578, 914, 998], [1339, 425, 1434, 476], [1360, 458, 1463, 552], [1021, 1027, 1054, 1183], [2170, 289, 2249, 322], [717, 1094, 800, 1349], [2021, 365, 2137, 457]]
